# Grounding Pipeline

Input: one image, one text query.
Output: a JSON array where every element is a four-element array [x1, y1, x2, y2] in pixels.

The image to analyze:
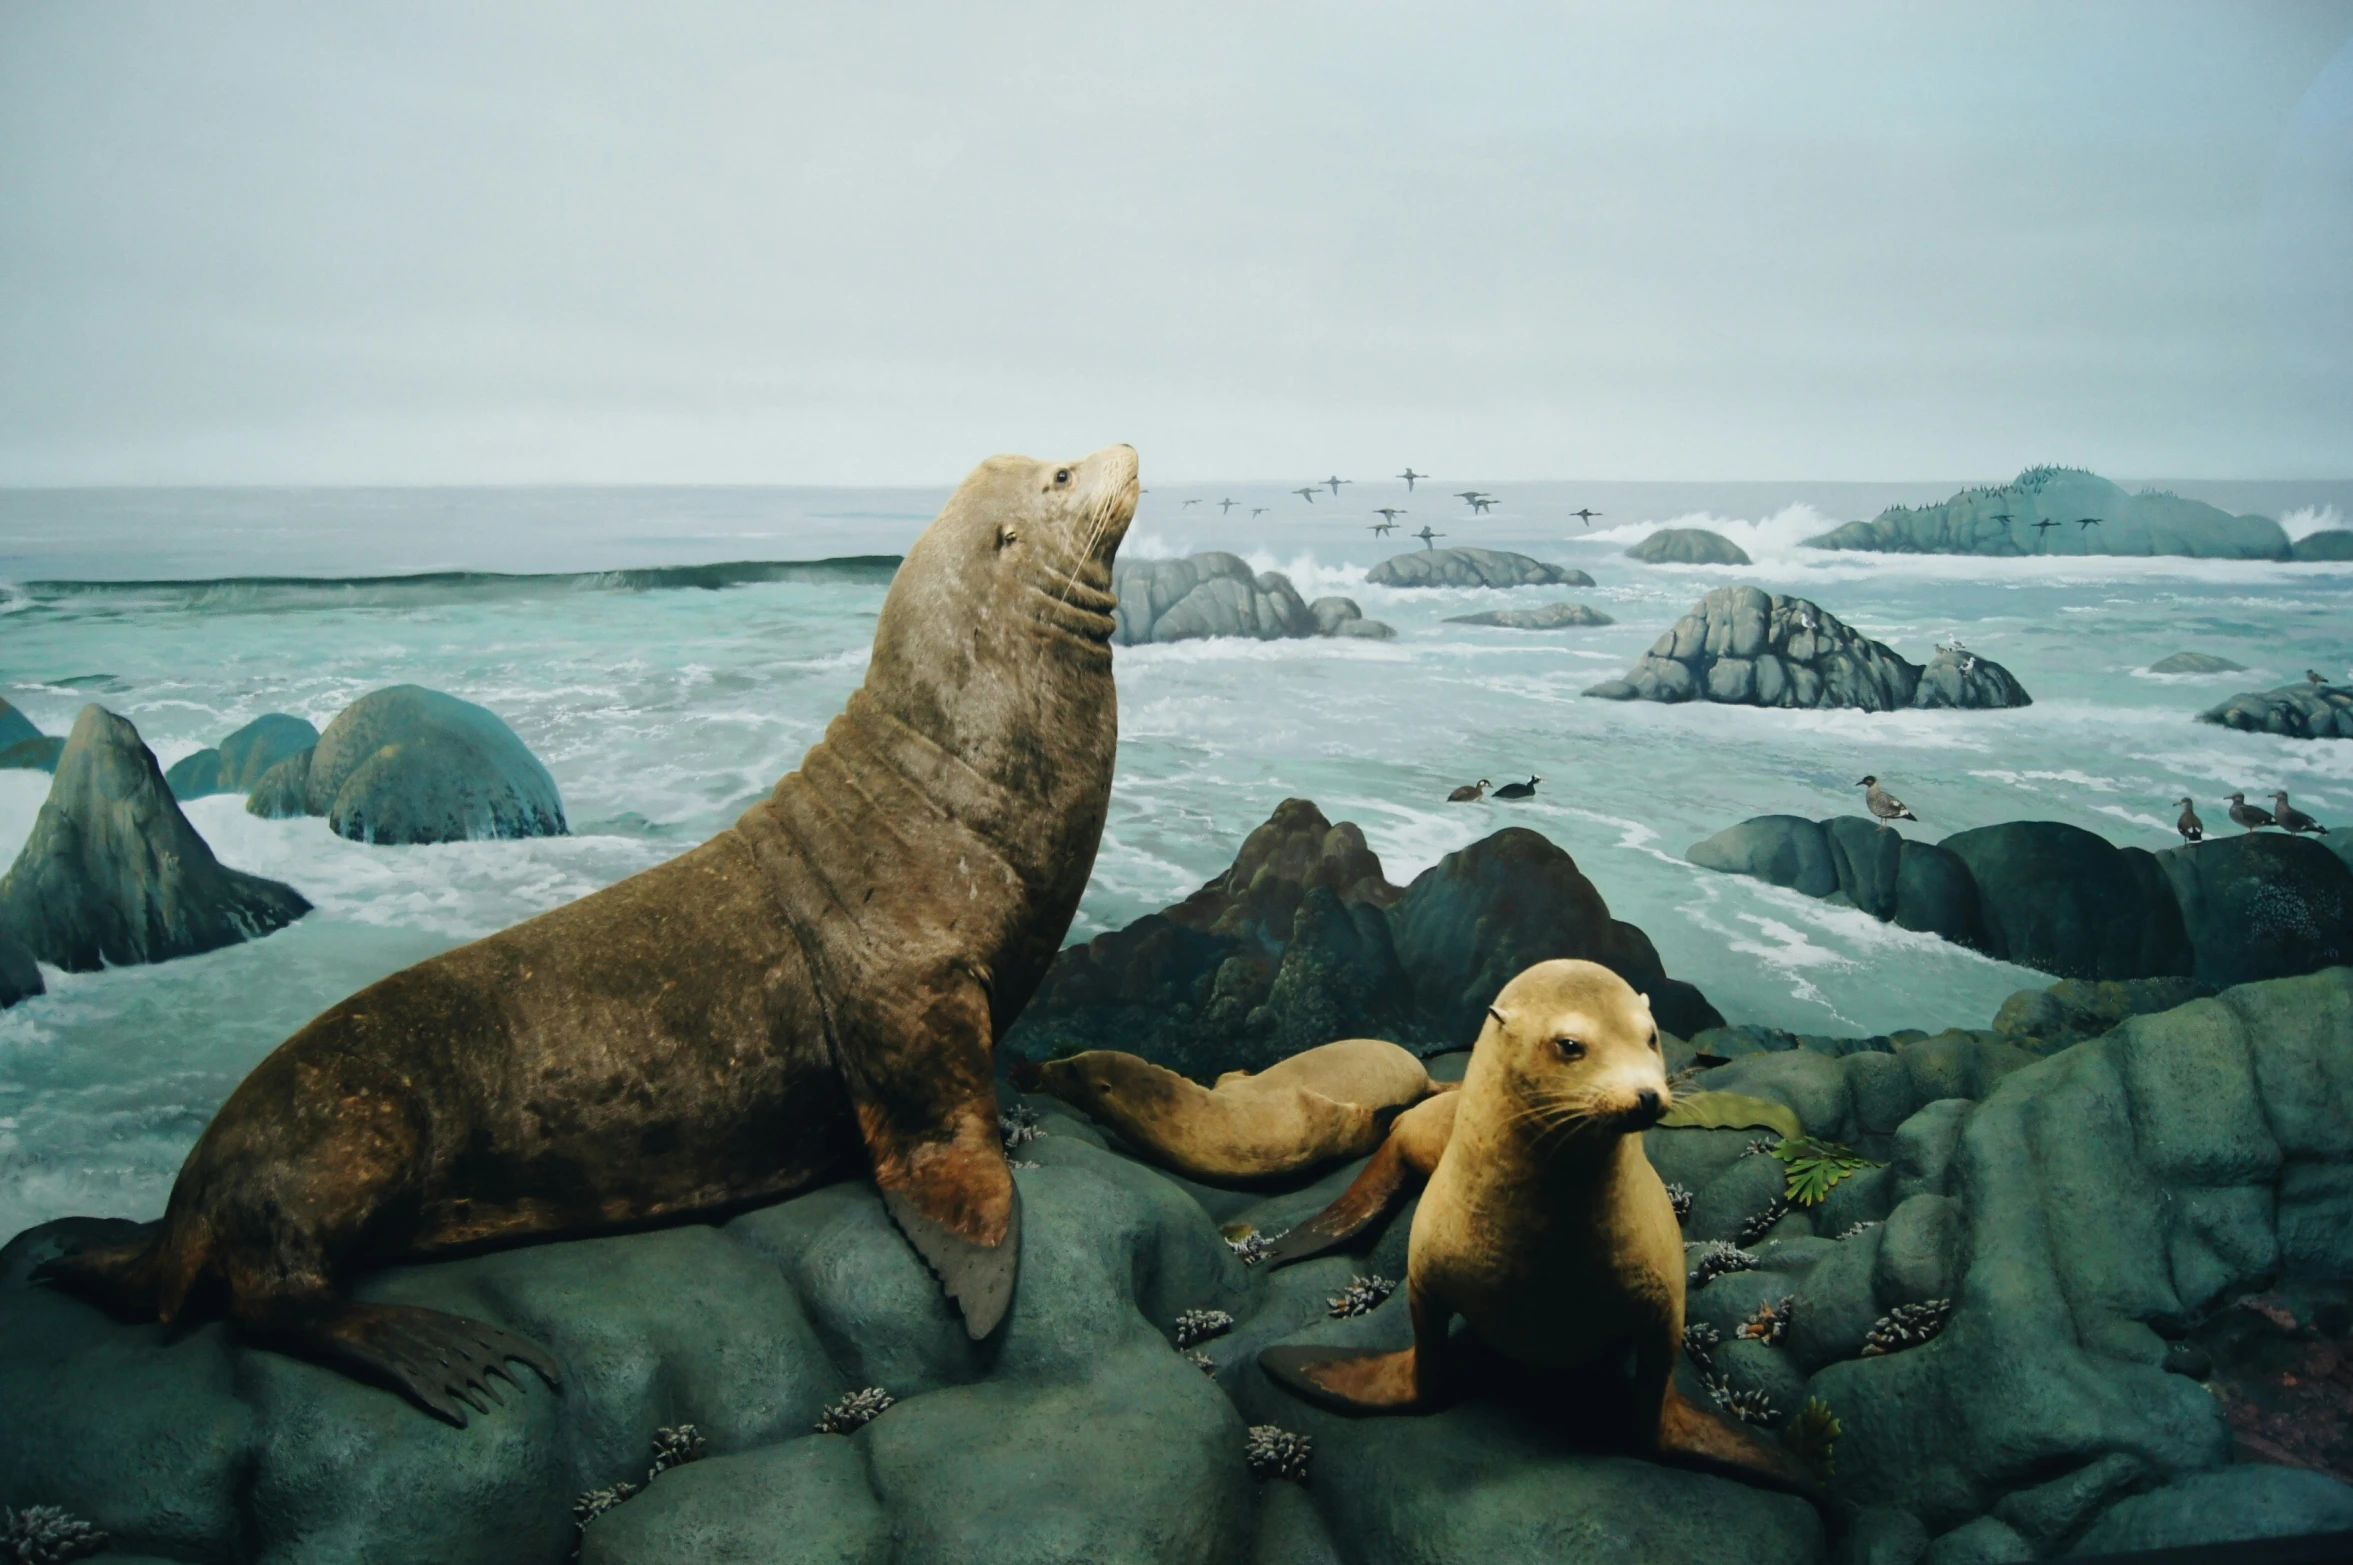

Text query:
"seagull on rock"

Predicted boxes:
[[2176, 798, 2204, 846], [2226, 793, 2276, 832], [1447, 779, 1491, 803], [2271, 792, 2328, 836], [1858, 776, 1917, 822]]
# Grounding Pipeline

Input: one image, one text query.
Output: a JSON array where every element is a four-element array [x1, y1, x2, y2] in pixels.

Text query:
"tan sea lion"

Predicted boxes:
[[1010, 1037, 1441, 1183], [1258, 959, 1811, 1490], [39, 444, 1141, 1424]]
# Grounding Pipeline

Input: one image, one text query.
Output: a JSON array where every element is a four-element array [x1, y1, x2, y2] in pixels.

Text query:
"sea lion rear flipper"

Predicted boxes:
[[1654, 1380, 1823, 1499], [1259, 1345, 1425, 1413], [268, 1301, 563, 1428], [844, 967, 1022, 1339], [1259, 1134, 1417, 1268]]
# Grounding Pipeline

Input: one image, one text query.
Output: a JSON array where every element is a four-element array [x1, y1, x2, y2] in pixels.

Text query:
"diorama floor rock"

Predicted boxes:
[[7, 971, 2353, 1563]]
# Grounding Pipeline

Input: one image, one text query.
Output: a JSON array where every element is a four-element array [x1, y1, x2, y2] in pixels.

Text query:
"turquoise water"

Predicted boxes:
[[3, 479, 2351, 1242]]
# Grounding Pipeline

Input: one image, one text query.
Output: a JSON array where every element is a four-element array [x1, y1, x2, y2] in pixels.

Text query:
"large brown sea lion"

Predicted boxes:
[[39, 445, 1140, 1424], [1010, 1037, 1443, 1183], [1257, 960, 1813, 1492]]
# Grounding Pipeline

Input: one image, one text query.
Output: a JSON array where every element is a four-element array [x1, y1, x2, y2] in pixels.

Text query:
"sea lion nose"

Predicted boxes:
[[1634, 1088, 1661, 1119]]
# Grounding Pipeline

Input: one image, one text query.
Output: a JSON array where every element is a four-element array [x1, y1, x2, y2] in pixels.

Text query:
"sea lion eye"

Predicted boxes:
[[997, 526, 1018, 550], [1649, 1032, 1661, 1052], [1054, 468, 1071, 485], [1554, 1037, 1586, 1060]]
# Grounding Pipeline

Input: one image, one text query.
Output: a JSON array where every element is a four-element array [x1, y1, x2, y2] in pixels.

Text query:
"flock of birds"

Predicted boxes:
[[1446, 777, 1541, 803], [1162, 470, 1606, 551], [1854, 774, 2331, 845]]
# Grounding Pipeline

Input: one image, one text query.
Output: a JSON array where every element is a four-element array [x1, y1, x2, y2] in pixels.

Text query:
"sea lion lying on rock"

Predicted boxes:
[[1010, 1037, 1446, 1183], [39, 445, 1141, 1424], [1258, 959, 1813, 1492]]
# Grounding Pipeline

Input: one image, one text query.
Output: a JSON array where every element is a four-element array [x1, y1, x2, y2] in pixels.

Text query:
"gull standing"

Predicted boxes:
[[2226, 793, 2277, 833], [1857, 776, 1918, 822], [2175, 798, 2204, 846], [2270, 792, 2328, 836]]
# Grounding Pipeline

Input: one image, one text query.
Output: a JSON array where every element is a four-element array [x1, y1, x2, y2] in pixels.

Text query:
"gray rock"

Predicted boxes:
[[1991, 976, 2216, 1050], [1112, 556, 1392, 644], [2156, 833, 2353, 986], [1888, 1099, 1972, 1205], [163, 747, 225, 799], [1627, 527, 1752, 565], [1922, 1515, 2033, 1564], [1788, 1223, 1885, 1373], [1587, 587, 2027, 711], [1988, 1452, 2149, 1554], [1803, 468, 2289, 560], [166, 714, 320, 800], [0, 925, 41, 1009], [245, 745, 314, 819], [295, 685, 567, 844], [1873, 1196, 1962, 1309], [0, 697, 40, 751], [1365, 547, 1593, 589], [1940, 822, 2191, 981], [1687, 816, 1838, 899], [0, 735, 64, 772], [2147, 651, 2246, 674], [1442, 602, 1615, 629], [2290, 529, 2353, 561], [2199, 681, 2353, 740], [581, 1436, 891, 1563], [2067, 1465, 2353, 1555], [0, 705, 310, 970], [1837, 1507, 1930, 1565]]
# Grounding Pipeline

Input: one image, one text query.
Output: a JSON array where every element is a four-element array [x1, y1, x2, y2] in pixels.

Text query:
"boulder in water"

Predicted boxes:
[[2148, 651, 2246, 675], [1626, 527, 1751, 565], [1442, 602, 1614, 629], [299, 686, 566, 844], [162, 748, 224, 799], [0, 705, 310, 970], [2290, 529, 2353, 561], [0, 735, 65, 772], [1112, 554, 1393, 644], [1803, 467, 2290, 559], [0, 698, 40, 751], [1365, 547, 1592, 589], [2156, 832, 2353, 986], [175, 716, 324, 800], [1584, 586, 2030, 711], [2198, 682, 2353, 740], [0, 927, 40, 1009], [245, 747, 314, 819]]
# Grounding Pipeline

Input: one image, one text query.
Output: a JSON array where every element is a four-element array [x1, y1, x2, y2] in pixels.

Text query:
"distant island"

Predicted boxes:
[[1803, 467, 2290, 560]]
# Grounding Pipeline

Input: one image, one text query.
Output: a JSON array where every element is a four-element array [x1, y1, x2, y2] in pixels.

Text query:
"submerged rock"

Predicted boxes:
[[244, 747, 314, 819], [172, 713, 324, 799], [1688, 816, 2350, 987], [2148, 651, 2246, 675], [1005, 799, 1720, 1080], [1442, 602, 1615, 629], [1803, 467, 2290, 560], [287, 686, 567, 844], [0, 706, 310, 970], [1113, 554, 1393, 645], [1365, 547, 1593, 590], [1627, 527, 1751, 566], [0, 698, 40, 751], [0, 735, 65, 772], [1584, 587, 2030, 712], [2198, 682, 2353, 740], [2290, 529, 2353, 562], [0, 927, 40, 1009]]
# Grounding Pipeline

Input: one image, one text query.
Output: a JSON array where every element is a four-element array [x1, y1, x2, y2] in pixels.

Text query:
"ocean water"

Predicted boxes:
[[4, 478, 2352, 1243]]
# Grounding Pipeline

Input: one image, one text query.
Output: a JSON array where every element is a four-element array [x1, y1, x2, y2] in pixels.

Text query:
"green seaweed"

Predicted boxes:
[[1657, 1091, 1803, 1142], [1770, 1137, 1880, 1207], [1789, 1398, 1841, 1484]]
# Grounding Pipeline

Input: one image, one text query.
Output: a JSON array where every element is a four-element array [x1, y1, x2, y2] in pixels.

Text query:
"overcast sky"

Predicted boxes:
[[2, 2, 2349, 485]]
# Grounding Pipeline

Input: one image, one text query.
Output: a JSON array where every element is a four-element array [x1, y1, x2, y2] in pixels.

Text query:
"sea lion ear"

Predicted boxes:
[[841, 968, 1021, 1339], [1486, 1005, 1508, 1029], [1638, 992, 1652, 1010]]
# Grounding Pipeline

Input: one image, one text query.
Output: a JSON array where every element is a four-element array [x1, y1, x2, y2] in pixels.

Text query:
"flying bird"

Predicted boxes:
[[1468, 496, 1498, 514], [2271, 792, 2328, 836], [1375, 508, 1407, 524], [2032, 519, 2062, 541], [1182, 498, 1202, 508], [1398, 468, 1426, 490], [2175, 798, 2204, 846], [1325, 476, 1352, 496], [1250, 508, 1269, 519], [1857, 776, 1917, 822], [1454, 491, 1489, 504], [1218, 498, 1238, 514], [1414, 525, 1445, 549], [2075, 517, 2102, 531], [2225, 792, 2276, 833], [1572, 508, 1601, 526], [1369, 520, 1397, 536], [1292, 487, 1320, 503]]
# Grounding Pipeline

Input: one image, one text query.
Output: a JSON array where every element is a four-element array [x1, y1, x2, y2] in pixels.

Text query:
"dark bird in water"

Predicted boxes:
[[2226, 792, 2276, 833], [1413, 525, 1445, 549], [1572, 508, 1602, 526], [1448, 779, 1491, 803], [2176, 797, 2204, 845], [2271, 792, 2328, 835], [1218, 498, 1238, 514], [1325, 476, 1352, 496], [1398, 467, 1426, 490], [2076, 516, 2102, 530], [2308, 670, 2330, 686], [1182, 498, 1202, 508], [1857, 776, 1917, 822], [1468, 496, 1498, 514], [1492, 776, 1541, 800], [1293, 486, 1320, 504]]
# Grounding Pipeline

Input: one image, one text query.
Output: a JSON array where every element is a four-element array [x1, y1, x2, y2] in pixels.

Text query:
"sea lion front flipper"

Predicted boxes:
[[844, 968, 1021, 1339], [267, 1301, 563, 1428], [1258, 1345, 1424, 1413]]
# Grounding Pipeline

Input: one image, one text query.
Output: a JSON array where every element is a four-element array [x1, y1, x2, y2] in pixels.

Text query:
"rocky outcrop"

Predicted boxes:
[[1112, 554, 1393, 645], [2199, 682, 2353, 740], [164, 713, 322, 800], [0, 699, 39, 752], [1688, 815, 2352, 986], [0, 927, 40, 1009], [1804, 467, 2291, 559], [0, 736, 63, 772], [1583, 588, 2030, 711], [2149, 651, 2246, 675], [1364, 547, 1593, 589], [7, 970, 2348, 1562], [1991, 975, 2214, 1050], [0, 706, 310, 970], [1442, 602, 1614, 629], [246, 685, 566, 844], [1627, 527, 1751, 566], [1004, 799, 1720, 1080], [2291, 530, 2353, 562]]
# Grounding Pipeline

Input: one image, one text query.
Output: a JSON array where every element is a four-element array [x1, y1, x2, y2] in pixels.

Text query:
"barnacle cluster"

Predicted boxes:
[[1737, 1294, 1795, 1347], [1735, 1197, 1791, 1246], [1, 1506, 109, 1565], [571, 1483, 639, 1532], [1226, 1229, 1281, 1266], [1743, 1136, 1781, 1158], [1686, 1240, 1760, 1290], [1861, 1298, 1953, 1356], [1326, 1275, 1397, 1318], [999, 1104, 1042, 1151], [1245, 1424, 1314, 1482], [1702, 1372, 1778, 1427], [815, 1386, 897, 1434], [1682, 1320, 1722, 1371], [1184, 1349, 1218, 1377], [569, 1424, 713, 1554], [1174, 1308, 1236, 1348], [1836, 1220, 1879, 1241], [1665, 1182, 1693, 1223]]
